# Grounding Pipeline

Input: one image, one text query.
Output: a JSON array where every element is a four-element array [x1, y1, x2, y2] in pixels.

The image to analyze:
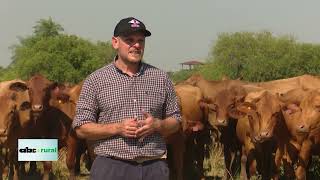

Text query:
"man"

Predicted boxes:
[[72, 17, 182, 180]]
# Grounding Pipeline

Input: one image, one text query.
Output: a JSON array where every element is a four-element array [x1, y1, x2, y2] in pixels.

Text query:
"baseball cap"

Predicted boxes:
[[113, 17, 151, 37]]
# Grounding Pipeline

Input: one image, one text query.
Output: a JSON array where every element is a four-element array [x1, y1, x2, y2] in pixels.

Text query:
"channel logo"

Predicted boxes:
[[18, 139, 58, 161]]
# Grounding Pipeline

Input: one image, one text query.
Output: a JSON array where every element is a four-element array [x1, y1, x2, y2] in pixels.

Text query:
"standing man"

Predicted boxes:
[[72, 17, 181, 180]]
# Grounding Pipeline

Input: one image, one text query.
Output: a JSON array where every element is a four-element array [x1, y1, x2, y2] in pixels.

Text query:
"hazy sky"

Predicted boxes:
[[1, 0, 320, 71]]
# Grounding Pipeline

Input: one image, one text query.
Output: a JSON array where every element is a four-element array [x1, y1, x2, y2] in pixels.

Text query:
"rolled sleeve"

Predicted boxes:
[[72, 76, 99, 129], [164, 76, 182, 122]]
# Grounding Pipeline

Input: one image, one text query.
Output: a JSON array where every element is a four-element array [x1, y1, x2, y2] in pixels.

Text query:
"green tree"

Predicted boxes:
[[3, 18, 116, 82], [33, 17, 64, 37], [171, 31, 320, 83], [207, 31, 320, 81]]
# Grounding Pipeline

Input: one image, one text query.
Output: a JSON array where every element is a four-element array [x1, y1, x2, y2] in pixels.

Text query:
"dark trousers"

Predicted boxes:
[[90, 156, 169, 180]]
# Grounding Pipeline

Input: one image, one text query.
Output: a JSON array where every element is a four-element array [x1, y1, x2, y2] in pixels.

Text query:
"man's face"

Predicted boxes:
[[112, 32, 145, 64]]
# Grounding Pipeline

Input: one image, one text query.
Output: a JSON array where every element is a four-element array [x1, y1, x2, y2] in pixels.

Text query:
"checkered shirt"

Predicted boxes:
[[72, 62, 181, 160]]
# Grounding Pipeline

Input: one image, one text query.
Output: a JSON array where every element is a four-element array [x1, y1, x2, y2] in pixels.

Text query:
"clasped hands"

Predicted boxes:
[[119, 111, 161, 140]]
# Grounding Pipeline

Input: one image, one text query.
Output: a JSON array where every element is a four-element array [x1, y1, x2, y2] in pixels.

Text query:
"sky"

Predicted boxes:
[[1, 0, 320, 72]]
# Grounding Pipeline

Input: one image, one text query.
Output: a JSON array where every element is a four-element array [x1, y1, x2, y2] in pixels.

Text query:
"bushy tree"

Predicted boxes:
[[171, 31, 320, 83], [2, 18, 116, 83], [206, 31, 320, 82]]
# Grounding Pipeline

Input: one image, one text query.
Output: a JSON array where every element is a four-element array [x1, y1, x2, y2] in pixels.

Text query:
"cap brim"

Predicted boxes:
[[119, 29, 151, 37]]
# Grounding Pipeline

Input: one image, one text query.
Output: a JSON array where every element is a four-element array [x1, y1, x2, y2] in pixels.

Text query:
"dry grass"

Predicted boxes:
[[203, 144, 225, 178], [51, 148, 90, 180]]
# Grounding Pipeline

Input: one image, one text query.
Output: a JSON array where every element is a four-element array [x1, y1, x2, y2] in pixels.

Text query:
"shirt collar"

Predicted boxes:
[[112, 55, 145, 77]]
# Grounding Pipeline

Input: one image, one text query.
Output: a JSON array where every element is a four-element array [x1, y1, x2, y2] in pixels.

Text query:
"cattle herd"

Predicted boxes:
[[1, 73, 320, 180]]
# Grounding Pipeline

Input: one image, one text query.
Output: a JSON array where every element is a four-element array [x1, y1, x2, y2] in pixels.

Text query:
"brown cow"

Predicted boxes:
[[174, 84, 207, 180], [198, 84, 247, 179], [256, 74, 320, 95], [49, 82, 94, 180], [283, 89, 320, 179], [0, 80, 32, 180], [234, 91, 279, 179], [235, 91, 307, 179], [26, 74, 80, 180]]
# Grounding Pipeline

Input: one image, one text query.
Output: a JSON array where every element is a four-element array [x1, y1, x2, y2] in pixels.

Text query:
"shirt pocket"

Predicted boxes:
[[137, 88, 166, 116]]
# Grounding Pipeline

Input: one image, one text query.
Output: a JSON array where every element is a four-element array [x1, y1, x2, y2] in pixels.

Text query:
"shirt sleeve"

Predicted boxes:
[[164, 74, 182, 122], [72, 76, 99, 129]]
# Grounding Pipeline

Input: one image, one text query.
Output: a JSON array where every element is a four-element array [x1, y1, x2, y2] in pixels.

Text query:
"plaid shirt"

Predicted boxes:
[[72, 61, 181, 160]]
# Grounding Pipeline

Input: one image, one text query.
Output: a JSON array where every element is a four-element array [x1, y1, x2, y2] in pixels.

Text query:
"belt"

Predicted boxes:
[[107, 156, 166, 165]]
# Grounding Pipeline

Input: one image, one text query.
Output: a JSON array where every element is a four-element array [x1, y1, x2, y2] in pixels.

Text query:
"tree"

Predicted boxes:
[[2, 18, 116, 83], [171, 31, 320, 83], [206, 31, 320, 81], [33, 17, 64, 37]]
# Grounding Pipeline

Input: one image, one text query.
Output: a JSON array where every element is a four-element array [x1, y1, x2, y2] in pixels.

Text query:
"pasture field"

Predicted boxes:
[[5, 145, 320, 179]]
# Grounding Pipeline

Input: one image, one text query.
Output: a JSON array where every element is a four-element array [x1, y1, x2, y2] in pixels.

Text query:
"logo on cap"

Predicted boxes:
[[129, 19, 140, 28]]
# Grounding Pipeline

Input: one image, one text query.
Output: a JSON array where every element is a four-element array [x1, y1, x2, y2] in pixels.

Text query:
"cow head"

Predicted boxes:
[[184, 74, 204, 86], [294, 89, 320, 135], [175, 84, 205, 134], [27, 74, 53, 119], [0, 81, 32, 142], [49, 82, 83, 119], [199, 85, 247, 127], [278, 88, 310, 138], [237, 91, 283, 143]]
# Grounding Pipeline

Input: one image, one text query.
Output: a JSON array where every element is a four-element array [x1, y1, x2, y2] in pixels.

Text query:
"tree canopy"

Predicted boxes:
[[171, 31, 320, 82], [1, 17, 116, 83]]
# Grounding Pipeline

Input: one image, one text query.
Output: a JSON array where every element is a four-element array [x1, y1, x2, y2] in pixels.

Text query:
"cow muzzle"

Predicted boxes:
[[32, 104, 43, 112], [296, 124, 309, 134], [215, 119, 228, 127]]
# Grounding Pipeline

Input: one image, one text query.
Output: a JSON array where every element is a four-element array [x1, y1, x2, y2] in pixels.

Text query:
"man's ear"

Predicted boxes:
[[112, 36, 119, 49]]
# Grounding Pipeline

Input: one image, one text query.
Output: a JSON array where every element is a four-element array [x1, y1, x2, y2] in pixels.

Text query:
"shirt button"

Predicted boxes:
[[133, 99, 137, 103]]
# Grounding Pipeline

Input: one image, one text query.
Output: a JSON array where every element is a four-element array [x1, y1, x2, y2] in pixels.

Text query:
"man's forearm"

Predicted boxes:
[[75, 122, 120, 140], [157, 117, 181, 137]]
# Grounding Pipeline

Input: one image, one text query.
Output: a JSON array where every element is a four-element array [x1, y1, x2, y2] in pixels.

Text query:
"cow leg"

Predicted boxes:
[[239, 146, 248, 180], [247, 154, 257, 178], [222, 144, 233, 180], [85, 140, 95, 171], [171, 133, 185, 180], [192, 133, 205, 180], [29, 161, 37, 175], [0, 147, 5, 180], [0, 158, 3, 180], [273, 147, 283, 180], [295, 140, 312, 180], [42, 161, 52, 180], [66, 133, 78, 180], [75, 141, 87, 175]]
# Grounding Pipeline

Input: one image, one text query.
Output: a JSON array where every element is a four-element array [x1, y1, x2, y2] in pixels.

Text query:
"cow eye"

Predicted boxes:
[[20, 102, 31, 111], [248, 115, 254, 121], [229, 103, 235, 109]]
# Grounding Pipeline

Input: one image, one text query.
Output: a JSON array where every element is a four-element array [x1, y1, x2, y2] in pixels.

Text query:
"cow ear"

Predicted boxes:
[[282, 103, 300, 115], [237, 102, 256, 113], [228, 108, 246, 119], [229, 102, 252, 119], [51, 84, 70, 103], [9, 82, 28, 92]]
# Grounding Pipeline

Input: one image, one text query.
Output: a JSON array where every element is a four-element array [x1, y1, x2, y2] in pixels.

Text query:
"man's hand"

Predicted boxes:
[[118, 118, 139, 138], [135, 111, 161, 140]]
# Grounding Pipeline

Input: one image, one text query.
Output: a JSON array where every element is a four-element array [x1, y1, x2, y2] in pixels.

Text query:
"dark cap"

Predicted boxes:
[[113, 17, 151, 37]]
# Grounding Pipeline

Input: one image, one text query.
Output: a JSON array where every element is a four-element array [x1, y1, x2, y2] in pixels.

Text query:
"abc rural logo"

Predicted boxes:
[[18, 139, 58, 161], [19, 147, 57, 153]]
